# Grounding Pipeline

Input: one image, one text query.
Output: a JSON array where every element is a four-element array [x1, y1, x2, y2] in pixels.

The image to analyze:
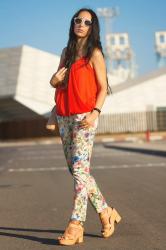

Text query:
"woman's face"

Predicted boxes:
[[73, 11, 92, 38]]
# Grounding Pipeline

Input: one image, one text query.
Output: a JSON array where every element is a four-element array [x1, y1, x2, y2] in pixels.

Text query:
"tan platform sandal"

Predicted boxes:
[[100, 206, 122, 238], [58, 221, 84, 246]]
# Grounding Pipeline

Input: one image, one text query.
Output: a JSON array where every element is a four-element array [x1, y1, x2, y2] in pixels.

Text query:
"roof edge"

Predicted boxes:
[[112, 66, 166, 94]]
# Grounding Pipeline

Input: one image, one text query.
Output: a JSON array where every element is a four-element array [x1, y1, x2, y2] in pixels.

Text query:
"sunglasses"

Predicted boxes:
[[74, 17, 92, 27]]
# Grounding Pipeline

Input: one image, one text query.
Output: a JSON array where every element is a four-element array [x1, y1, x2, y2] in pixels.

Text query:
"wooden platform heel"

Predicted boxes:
[[58, 221, 84, 246], [100, 207, 122, 238]]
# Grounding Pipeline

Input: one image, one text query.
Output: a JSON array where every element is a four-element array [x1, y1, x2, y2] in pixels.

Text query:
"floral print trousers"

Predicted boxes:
[[56, 112, 108, 222]]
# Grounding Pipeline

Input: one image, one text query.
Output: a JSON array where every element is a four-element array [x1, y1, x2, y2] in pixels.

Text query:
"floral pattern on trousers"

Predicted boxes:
[[56, 112, 108, 222]]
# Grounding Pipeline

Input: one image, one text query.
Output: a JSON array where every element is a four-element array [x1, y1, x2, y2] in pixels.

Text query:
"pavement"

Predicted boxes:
[[0, 136, 166, 250]]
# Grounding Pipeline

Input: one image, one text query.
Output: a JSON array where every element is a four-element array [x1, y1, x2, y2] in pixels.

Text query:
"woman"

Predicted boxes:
[[50, 8, 121, 246]]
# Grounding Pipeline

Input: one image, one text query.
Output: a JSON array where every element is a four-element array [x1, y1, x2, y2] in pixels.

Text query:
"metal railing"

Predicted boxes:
[[0, 111, 166, 139], [97, 111, 164, 134]]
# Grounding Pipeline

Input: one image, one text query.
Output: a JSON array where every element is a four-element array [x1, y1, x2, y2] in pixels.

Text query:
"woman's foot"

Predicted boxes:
[[99, 207, 122, 238], [58, 220, 84, 245]]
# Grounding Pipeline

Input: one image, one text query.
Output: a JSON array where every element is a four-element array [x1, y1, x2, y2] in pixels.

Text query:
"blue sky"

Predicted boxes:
[[0, 0, 166, 76]]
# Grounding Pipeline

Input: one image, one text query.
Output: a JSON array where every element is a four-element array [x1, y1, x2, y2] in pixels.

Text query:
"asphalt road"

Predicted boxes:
[[0, 140, 166, 250]]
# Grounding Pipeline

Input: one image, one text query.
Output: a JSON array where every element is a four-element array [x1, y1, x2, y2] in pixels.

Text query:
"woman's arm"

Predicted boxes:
[[91, 48, 108, 114], [80, 48, 107, 128], [50, 47, 67, 88]]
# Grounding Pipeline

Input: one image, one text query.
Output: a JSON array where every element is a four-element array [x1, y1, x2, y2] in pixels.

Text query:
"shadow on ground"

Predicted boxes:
[[104, 143, 166, 158], [0, 226, 100, 246]]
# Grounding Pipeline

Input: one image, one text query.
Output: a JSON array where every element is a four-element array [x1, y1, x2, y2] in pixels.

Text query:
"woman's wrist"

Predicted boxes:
[[91, 108, 101, 118], [91, 107, 101, 115], [50, 78, 61, 88], [93, 107, 101, 114]]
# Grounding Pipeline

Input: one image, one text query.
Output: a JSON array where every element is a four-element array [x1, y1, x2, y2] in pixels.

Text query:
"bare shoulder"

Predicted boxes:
[[89, 48, 104, 68], [90, 48, 105, 68], [91, 48, 104, 60]]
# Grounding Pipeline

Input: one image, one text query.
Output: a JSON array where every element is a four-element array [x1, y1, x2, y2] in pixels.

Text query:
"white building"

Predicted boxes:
[[0, 45, 59, 115], [0, 44, 166, 117], [103, 67, 166, 114]]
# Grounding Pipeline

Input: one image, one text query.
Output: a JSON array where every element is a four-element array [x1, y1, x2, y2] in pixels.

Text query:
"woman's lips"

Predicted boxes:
[[76, 29, 84, 33]]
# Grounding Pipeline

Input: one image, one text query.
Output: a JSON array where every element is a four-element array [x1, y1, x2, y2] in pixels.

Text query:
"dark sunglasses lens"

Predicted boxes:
[[85, 20, 92, 26], [75, 18, 82, 24]]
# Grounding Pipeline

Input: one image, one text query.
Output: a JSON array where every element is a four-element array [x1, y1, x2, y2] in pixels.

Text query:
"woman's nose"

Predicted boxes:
[[79, 23, 84, 28]]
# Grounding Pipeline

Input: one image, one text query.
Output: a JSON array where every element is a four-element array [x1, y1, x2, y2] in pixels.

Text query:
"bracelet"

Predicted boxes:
[[93, 107, 101, 114]]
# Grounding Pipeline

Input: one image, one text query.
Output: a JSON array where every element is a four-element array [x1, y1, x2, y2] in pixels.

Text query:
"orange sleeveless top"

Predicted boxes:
[[55, 57, 98, 116]]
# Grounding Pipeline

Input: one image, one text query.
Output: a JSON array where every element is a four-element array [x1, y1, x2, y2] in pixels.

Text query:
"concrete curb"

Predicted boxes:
[[0, 132, 166, 147], [100, 133, 166, 143]]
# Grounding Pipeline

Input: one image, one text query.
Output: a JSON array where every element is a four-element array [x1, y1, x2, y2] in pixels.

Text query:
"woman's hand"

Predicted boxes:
[[79, 111, 99, 129], [50, 67, 68, 88]]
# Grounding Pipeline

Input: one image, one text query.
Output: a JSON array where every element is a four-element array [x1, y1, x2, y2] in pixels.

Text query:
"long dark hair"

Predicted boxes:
[[64, 8, 111, 95]]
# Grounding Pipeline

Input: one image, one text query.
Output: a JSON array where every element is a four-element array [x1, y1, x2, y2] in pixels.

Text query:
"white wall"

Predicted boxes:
[[0, 47, 21, 97], [107, 72, 125, 86], [15, 45, 60, 115], [102, 74, 166, 114]]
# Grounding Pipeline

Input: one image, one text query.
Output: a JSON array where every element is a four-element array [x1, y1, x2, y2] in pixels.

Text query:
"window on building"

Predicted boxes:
[[120, 36, 125, 45], [111, 37, 115, 45], [159, 35, 165, 43]]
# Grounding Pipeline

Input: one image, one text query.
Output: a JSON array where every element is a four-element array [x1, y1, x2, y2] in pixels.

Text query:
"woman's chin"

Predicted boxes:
[[75, 32, 86, 38]]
